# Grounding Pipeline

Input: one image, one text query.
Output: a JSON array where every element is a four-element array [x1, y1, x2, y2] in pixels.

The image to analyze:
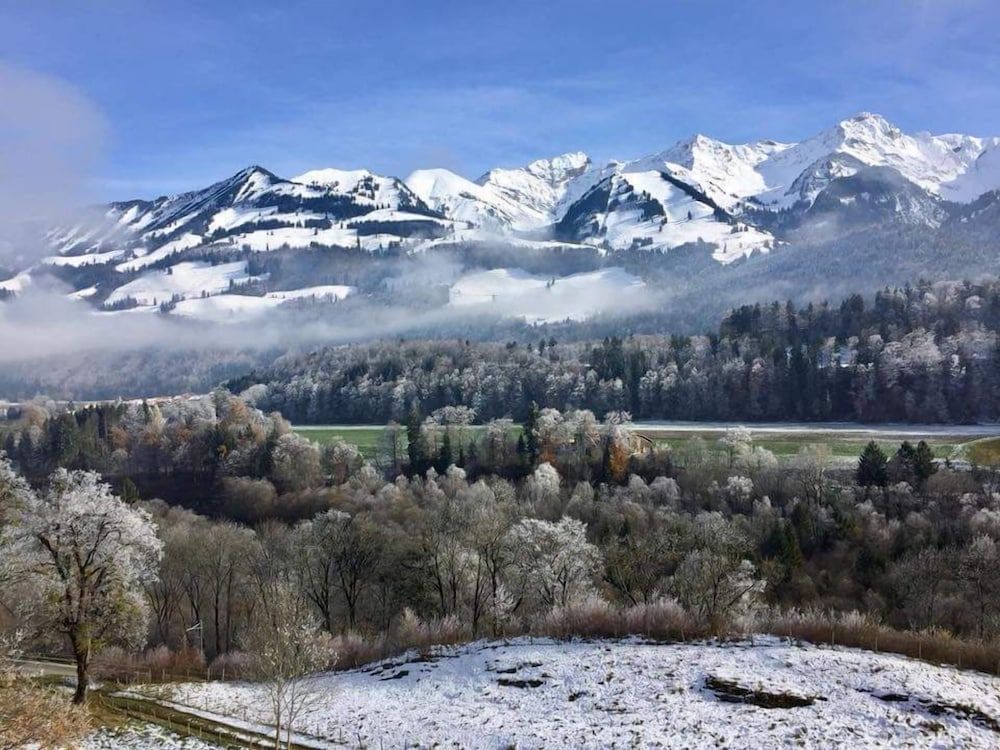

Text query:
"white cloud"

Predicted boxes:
[[0, 64, 107, 267]]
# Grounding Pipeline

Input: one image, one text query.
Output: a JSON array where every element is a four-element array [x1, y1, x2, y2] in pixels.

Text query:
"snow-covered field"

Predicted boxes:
[[153, 638, 1000, 749], [171, 284, 353, 322], [449, 267, 646, 323], [104, 260, 259, 307]]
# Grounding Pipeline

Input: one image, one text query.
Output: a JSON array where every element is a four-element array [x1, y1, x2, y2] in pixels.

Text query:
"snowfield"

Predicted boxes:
[[449, 267, 646, 323], [171, 285, 353, 322], [153, 638, 1000, 749], [104, 260, 259, 307]]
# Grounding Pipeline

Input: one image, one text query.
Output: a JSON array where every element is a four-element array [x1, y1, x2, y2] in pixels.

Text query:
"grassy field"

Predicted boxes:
[[647, 435, 957, 459], [292, 426, 393, 456], [965, 437, 1000, 466], [294, 424, 971, 461]]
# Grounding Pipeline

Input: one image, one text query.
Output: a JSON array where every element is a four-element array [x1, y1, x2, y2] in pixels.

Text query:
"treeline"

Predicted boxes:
[[232, 279, 1000, 424]]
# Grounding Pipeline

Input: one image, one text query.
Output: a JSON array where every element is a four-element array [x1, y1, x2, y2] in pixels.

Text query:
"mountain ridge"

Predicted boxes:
[[4, 112, 1000, 324]]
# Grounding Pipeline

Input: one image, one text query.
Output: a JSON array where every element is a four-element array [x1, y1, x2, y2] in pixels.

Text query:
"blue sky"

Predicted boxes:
[[2, 0, 999, 199]]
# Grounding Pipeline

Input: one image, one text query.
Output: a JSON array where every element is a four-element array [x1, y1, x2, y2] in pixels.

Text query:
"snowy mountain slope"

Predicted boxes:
[[406, 151, 592, 232], [405, 168, 537, 231], [49, 164, 445, 268], [751, 113, 1000, 209], [154, 638, 1000, 749], [476, 151, 592, 228], [552, 113, 1000, 258], [170, 284, 353, 322], [103, 260, 261, 308], [630, 135, 788, 211], [555, 168, 773, 262]]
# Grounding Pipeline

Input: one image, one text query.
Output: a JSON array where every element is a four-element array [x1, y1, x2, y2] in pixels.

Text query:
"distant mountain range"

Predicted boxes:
[[3, 112, 1000, 323]]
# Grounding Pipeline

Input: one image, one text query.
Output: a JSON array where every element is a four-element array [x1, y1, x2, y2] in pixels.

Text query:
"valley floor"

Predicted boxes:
[[132, 637, 1000, 749]]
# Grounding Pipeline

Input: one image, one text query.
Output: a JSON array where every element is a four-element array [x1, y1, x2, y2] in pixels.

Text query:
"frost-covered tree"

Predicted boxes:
[[271, 433, 323, 492], [507, 517, 601, 613], [321, 439, 364, 485], [671, 513, 763, 629], [672, 551, 761, 629], [18, 470, 163, 703], [525, 463, 561, 510], [297, 510, 382, 630], [718, 427, 752, 467], [0, 452, 33, 592], [957, 535, 1000, 639]]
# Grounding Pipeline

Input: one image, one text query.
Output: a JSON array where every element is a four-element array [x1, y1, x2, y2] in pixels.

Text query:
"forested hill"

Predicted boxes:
[[231, 279, 1000, 425]]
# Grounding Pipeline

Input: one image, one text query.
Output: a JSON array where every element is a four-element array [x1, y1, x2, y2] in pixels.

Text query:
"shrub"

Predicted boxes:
[[762, 609, 1000, 675], [536, 598, 704, 641]]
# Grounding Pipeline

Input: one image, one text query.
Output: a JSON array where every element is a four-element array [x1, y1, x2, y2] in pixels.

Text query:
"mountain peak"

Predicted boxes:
[[524, 151, 591, 186], [292, 167, 377, 187], [836, 112, 901, 141]]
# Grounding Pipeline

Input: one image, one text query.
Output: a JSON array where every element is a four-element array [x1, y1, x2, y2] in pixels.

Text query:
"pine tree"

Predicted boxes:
[[856, 441, 889, 487], [437, 431, 453, 473], [516, 433, 528, 467], [523, 402, 540, 465], [913, 440, 937, 487], [405, 407, 424, 474], [894, 440, 918, 482]]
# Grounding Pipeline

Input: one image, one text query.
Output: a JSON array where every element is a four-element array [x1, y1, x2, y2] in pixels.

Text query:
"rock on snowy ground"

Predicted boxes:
[[81, 722, 222, 749], [155, 637, 1000, 748]]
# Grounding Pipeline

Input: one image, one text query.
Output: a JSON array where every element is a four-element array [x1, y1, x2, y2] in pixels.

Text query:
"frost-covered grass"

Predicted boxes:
[[154, 637, 1000, 749], [81, 722, 222, 750]]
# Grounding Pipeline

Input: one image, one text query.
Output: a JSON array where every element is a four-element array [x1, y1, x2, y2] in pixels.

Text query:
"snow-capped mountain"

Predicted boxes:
[[552, 114, 1000, 260], [5, 112, 1000, 321], [47, 164, 453, 271], [406, 151, 591, 232]]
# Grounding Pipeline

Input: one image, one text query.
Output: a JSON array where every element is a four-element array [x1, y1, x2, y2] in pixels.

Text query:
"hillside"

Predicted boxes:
[[133, 638, 1000, 749]]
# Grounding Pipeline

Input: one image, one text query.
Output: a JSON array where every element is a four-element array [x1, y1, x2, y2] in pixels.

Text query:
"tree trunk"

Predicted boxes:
[[72, 640, 89, 705]]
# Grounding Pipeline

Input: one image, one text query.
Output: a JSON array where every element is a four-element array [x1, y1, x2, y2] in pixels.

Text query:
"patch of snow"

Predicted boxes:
[[0, 270, 31, 293], [170, 285, 353, 322], [156, 638, 1000, 749], [116, 233, 204, 273], [449, 267, 645, 323], [68, 285, 99, 300], [105, 260, 257, 307], [44, 248, 127, 267]]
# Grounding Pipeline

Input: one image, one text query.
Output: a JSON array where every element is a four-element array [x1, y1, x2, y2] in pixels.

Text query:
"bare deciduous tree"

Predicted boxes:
[[244, 584, 335, 750]]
